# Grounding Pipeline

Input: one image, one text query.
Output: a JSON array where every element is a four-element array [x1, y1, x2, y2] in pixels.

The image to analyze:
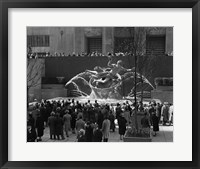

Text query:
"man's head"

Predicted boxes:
[[51, 112, 55, 116], [65, 110, 69, 114], [79, 129, 85, 136], [79, 115, 83, 120], [29, 112, 33, 118]]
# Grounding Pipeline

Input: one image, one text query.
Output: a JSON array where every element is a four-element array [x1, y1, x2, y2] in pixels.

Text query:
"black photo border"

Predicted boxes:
[[0, 0, 199, 169]]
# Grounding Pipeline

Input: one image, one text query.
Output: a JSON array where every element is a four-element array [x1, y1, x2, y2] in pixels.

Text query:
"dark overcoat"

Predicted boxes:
[[55, 117, 64, 135], [152, 114, 159, 132], [36, 116, 44, 137], [118, 116, 127, 135], [48, 115, 56, 135]]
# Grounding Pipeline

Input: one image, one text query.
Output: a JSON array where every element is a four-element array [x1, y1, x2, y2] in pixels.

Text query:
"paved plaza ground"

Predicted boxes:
[[40, 124, 173, 142]]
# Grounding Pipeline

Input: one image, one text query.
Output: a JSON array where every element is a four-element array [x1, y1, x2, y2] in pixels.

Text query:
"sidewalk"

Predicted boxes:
[[151, 125, 173, 142], [40, 125, 173, 142]]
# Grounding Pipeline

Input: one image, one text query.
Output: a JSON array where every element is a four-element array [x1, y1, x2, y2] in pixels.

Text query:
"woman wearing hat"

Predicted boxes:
[[161, 102, 169, 126], [101, 116, 111, 142], [118, 113, 127, 140], [152, 111, 159, 136], [35, 112, 45, 141]]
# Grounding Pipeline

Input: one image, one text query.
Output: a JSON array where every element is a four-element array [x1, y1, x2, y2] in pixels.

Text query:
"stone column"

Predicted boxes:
[[74, 27, 85, 54], [166, 27, 173, 55], [102, 27, 114, 55]]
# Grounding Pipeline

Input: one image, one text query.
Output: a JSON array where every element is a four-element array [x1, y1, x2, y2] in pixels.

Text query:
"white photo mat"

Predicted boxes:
[[8, 8, 192, 161]]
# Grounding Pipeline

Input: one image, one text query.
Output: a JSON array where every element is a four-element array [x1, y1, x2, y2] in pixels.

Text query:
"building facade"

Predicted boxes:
[[27, 27, 173, 56]]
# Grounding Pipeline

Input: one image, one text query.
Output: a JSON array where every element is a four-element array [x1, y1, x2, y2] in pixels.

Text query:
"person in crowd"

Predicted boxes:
[[87, 102, 94, 122], [57, 107, 64, 118], [57, 107, 65, 139], [148, 104, 155, 126], [75, 100, 82, 110], [40, 103, 48, 127], [138, 101, 144, 112], [45, 102, 52, 122], [35, 112, 44, 141], [94, 106, 100, 123], [55, 113, 64, 140], [27, 112, 36, 142], [63, 110, 71, 137], [97, 109, 104, 129], [156, 102, 162, 124], [27, 122, 37, 142], [94, 100, 99, 108], [28, 112, 35, 129], [169, 103, 173, 126], [118, 113, 127, 140], [47, 112, 56, 140], [77, 109, 83, 121], [151, 111, 159, 136], [161, 102, 169, 126], [75, 116, 86, 135], [70, 109, 77, 134], [32, 104, 40, 123], [77, 129, 86, 142], [141, 112, 150, 128], [85, 121, 94, 142], [101, 116, 111, 142], [101, 105, 109, 119], [109, 110, 115, 132], [93, 124, 103, 142], [123, 106, 131, 126], [115, 103, 122, 123]]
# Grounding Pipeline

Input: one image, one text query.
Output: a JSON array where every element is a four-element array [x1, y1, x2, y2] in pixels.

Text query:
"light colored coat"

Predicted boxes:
[[169, 105, 173, 122], [124, 111, 130, 124], [161, 105, 169, 122], [63, 113, 71, 131], [102, 119, 111, 139], [75, 119, 85, 132]]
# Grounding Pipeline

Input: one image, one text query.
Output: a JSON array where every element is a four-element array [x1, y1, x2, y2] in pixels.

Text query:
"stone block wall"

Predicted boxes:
[[28, 88, 68, 102], [151, 90, 173, 103]]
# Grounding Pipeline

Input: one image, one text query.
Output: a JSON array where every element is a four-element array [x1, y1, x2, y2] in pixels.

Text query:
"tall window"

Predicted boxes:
[[27, 35, 50, 47], [87, 38, 102, 53], [146, 36, 166, 56]]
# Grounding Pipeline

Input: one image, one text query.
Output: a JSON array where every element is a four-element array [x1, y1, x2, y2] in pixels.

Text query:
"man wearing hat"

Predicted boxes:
[[48, 112, 56, 140], [75, 116, 86, 136], [101, 116, 111, 142], [63, 110, 71, 137], [35, 111, 44, 141], [161, 102, 169, 126]]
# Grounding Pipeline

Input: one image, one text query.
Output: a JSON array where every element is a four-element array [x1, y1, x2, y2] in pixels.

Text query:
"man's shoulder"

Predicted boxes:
[[105, 119, 110, 124], [77, 119, 84, 123]]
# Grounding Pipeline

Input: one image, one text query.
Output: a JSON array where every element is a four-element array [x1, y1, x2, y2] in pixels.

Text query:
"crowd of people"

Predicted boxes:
[[27, 98, 173, 142], [27, 49, 136, 59]]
